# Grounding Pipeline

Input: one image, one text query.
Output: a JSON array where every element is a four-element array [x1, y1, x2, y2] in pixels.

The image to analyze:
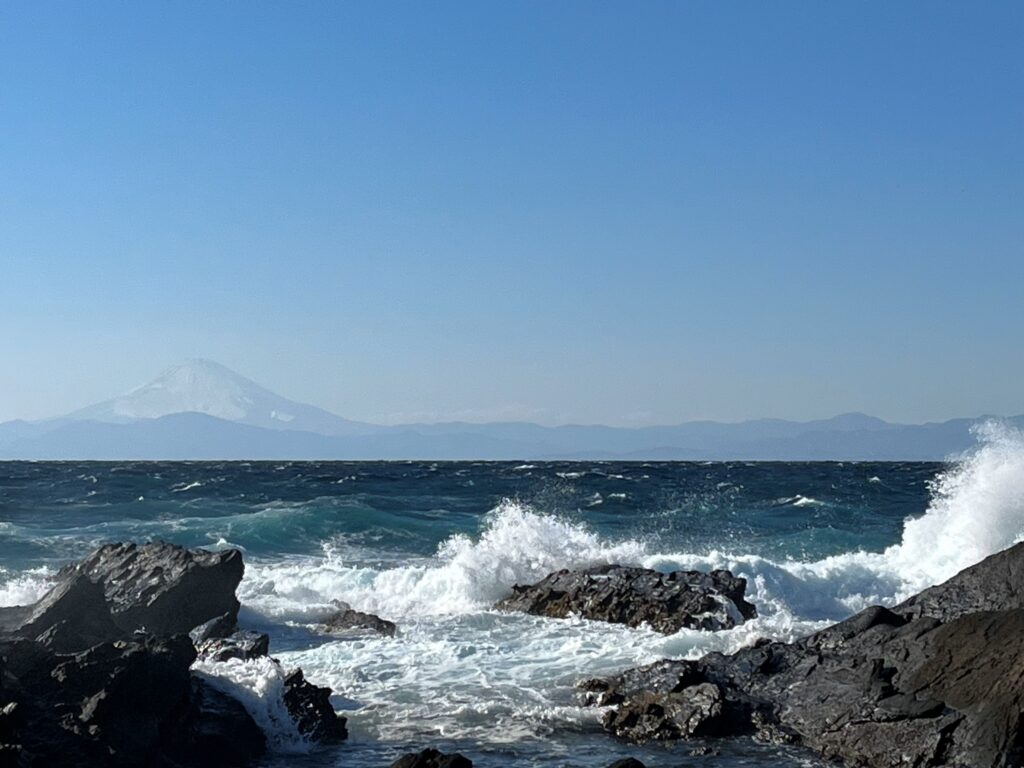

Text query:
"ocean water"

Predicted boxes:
[[3, 423, 1024, 767]]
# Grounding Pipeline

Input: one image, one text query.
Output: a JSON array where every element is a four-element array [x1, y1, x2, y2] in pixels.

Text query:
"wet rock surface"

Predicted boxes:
[[322, 601, 397, 637], [0, 541, 348, 767], [282, 668, 349, 742], [582, 542, 1024, 768], [496, 564, 756, 633], [390, 748, 473, 768], [195, 629, 270, 663]]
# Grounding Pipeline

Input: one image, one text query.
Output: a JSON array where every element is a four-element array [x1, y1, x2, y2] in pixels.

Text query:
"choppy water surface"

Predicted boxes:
[[3, 424, 1024, 767]]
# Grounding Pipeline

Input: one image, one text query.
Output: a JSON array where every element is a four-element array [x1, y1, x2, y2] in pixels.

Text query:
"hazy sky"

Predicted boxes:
[[1, 2, 1022, 426]]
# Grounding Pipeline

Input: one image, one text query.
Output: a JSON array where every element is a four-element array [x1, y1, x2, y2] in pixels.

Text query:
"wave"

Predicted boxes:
[[241, 421, 1024, 630], [0, 566, 55, 608]]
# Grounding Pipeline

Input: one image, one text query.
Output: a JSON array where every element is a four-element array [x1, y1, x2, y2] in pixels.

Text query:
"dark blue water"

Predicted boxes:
[[0, 459, 971, 767], [0, 461, 937, 568]]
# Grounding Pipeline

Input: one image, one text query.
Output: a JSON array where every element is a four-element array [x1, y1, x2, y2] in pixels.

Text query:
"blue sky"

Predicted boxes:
[[1, 2, 1022, 425]]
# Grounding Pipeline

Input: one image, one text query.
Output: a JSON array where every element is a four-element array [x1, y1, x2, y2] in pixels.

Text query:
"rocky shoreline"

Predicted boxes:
[[580, 543, 1024, 767], [2, 540, 1022, 767], [0, 542, 344, 767]]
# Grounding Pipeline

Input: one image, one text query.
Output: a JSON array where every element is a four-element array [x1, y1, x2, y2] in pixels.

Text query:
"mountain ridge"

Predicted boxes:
[[0, 360, 1018, 460]]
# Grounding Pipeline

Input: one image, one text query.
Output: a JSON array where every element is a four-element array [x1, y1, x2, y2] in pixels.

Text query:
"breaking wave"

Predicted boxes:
[[241, 422, 1024, 629]]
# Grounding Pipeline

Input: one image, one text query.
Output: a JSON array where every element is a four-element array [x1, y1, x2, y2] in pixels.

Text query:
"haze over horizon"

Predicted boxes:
[[2, 2, 1022, 426]]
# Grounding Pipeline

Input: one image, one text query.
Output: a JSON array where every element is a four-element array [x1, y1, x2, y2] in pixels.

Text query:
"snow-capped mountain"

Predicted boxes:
[[67, 359, 378, 436], [0, 358, 1017, 459]]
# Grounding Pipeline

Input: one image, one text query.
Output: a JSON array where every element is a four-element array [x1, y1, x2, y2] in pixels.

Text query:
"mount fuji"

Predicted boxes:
[[66, 359, 379, 436], [0, 360, 1018, 459]]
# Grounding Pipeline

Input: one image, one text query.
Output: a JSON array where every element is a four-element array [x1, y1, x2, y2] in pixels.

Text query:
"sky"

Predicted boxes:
[[1, 2, 1022, 427]]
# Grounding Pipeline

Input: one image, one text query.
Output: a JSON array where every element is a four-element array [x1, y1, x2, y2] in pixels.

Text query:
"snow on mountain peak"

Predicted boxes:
[[66, 359, 375, 436]]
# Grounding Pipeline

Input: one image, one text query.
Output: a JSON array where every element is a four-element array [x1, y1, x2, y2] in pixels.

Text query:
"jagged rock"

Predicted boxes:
[[496, 564, 756, 633], [188, 677, 266, 766], [582, 541, 1024, 768], [0, 572, 123, 652], [0, 634, 265, 767], [390, 748, 473, 768], [602, 683, 729, 742], [321, 601, 397, 637], [66, 541, 244, 635], [195, 630, 270, 663], [190, 612, 237, 644], [0, 543, 244, 654], [282, 668, 348, 742]]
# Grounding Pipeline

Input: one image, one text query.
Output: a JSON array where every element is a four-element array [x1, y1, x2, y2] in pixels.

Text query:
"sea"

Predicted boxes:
[[2, 423, 1023, 768]]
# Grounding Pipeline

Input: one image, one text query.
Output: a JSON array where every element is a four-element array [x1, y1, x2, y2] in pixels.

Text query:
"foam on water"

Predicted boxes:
[[233, 424, 1024, 750], [192, 656, 310, 752], [0, 566, 54, 607], [239, 500, 648, 621]]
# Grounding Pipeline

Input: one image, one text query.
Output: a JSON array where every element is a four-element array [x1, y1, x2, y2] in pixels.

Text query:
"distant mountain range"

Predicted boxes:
[[0, 359, 1017, 460]]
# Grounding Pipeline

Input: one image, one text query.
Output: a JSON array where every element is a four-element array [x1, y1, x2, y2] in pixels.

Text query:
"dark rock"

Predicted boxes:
[[605, 760, 646, 768], [496, 564, 755, 633], [0, 633, 265, 767], [0, 542, 244, 655], [602, 683, 729, 742], [190, 612, 238, 644], [196, 630, 270, 662], [186, 677, 266, 766], [583, 541, 1024, 768], [321, 601, 397, 637], [282, 668, 348, 742], [67, 541, 244, 635], [0, 572, 123, 652], [390, 748, 473, 768]]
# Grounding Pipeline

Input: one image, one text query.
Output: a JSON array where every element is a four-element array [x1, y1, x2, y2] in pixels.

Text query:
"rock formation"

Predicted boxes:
[[497, 564, 756, 633], [581, 542, 1024, 767]]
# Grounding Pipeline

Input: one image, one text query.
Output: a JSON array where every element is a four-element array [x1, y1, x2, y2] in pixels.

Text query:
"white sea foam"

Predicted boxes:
[[192, 656, 310, 753], [0, 566, 54, 607], [242, 423, 1024, 629], [234, 424, 1024, 747], [239, 500, 648, 621]]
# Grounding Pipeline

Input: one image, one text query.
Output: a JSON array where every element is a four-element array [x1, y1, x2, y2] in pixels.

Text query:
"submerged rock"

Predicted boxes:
[[496, 564, 756, 633], [582, 541, 1024, 767], [390, 748, 473, 768], [321, 601, 397, 637]]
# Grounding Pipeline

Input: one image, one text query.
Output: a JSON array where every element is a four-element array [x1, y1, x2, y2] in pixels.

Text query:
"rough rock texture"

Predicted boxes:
[[496, 564, 756, 633], [322, 601, 397, 637], [195, 630, 270, 663], [67, 541, 244, 635], [0, 634, 263, 767], [390, 748, 473, 768], [282, 668, 349, 742], [582, 542, 1024, 768], [189, 612, 238, 645], [0, 541, 350, 766], [0, 572, 122, 653], [0, 542, 244, 653]]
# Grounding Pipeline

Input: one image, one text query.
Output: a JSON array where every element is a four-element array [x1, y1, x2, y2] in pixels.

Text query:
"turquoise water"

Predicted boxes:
[[2, 436, 1022, 766]]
